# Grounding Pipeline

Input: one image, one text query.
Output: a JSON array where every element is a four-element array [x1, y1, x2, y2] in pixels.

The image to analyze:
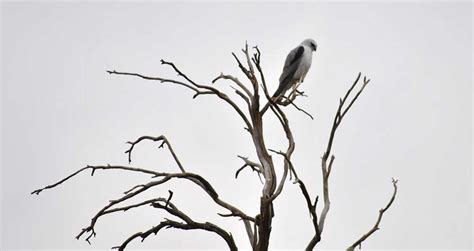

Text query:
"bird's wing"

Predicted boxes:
[[273, 46, 305, 98], [279, 45, 305, 83]]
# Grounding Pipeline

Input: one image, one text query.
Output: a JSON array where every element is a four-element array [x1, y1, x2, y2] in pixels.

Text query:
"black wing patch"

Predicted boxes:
[[289, 46, 305, 65]]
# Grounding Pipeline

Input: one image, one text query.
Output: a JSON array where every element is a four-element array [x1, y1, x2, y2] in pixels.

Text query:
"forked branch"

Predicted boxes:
[[33, 43, 395, 251], [305, 73, 371, 250], [32, 165, 254, 245], [108, 60, 253, 132], [125, 135, 185, 172], [346, 179, 398, 251], [319, 73, 370, 234], [235, 155, 263, 183], [112, 196, 238, 251]]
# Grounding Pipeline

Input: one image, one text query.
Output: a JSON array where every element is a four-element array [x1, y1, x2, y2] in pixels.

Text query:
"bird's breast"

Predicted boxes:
[[294, 49, 313, 79]]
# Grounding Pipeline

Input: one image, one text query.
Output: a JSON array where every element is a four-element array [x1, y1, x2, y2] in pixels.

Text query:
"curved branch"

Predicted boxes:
[[231, 52, 253, 88], [115, 220, 237, 251], [213, 73, 252, 98], [235, 155, 263, 182], [242, 42, 255, 77], [33, 164, 255, 245], [318, 154, 335, 233], [268, 150, 290, 201], [319, 73, 370, 235], [76, 170, 255, 243], [102, 198, 164, 216], [252, 46, 268, 104], [260, 73, 295, 201], [162, 60, 254, 131], [31, 165, 158, 195], [75, 175, 173, 243], [106, 70, 213, 98], [125, 135, 185, 172], [270, 150, 321, 251], [324, 73, 370, 159], [113, 198, 237, 251], [108, 62, 253, 132], [279, 96, 314, 120], [346, 179, 398, 251]]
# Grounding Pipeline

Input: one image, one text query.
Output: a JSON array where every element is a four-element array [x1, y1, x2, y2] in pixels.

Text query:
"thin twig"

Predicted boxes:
[[235, 155, 263, 183], [32, 165, 255, 245], [268, 150, 290, 201], [106, 70, 213, 98], [212, 72, 252, 98], [125, 135, 185, 172], [108, 64, 253, 131], [31, 165, 158, 195], [113, 198, 238, 251], [346, 179, 398, 251], [319, 73, 370, 235], [280, 96, 315, 120]]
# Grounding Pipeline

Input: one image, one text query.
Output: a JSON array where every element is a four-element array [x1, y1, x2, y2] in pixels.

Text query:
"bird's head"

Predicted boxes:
[[301, 38, 317, 52]]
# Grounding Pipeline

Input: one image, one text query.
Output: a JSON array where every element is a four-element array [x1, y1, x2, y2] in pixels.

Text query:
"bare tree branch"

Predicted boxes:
[[212, 72, 253, 99], [108, 61, 253, 132], [125, 135, 185, 172], [162, 60, 254, 131], [123, 184, 146, 195], [31, 165, 158, 195], [243, 219, 255, 249], [232, 52, 253, 85], [104, 53, 262, 250], [229, 85, 253, 112], [231, 45, 280, 251], [106, 70, 214, 98], [318, 154, 334, 233], [255, 47, 297, 206], [153, 172, 260, 222], [319, 73, 370, 235], [74, 175, 174, 243], [346, 179, 398, 251], [324, 73, 370, 159], [112, 197, 238, 251], [252, 46, 267, 97], [235, 155, 263, 183], [267, 150, 290, 201], [270, 150, 321, 251], [102, 198, 166, 216], [242, 41, 255, 77], [292, 73, 370, 250], [32, 165, 255, 245], [278, 96, 314, 120], [259, 69, 295, 200]]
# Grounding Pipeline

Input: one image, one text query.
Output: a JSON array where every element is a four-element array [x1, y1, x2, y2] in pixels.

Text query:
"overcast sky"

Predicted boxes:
[[1, 2, 472, 250]]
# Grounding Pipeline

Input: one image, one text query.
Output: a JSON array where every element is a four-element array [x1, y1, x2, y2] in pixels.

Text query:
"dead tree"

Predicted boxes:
[[32, 43, 397, 250]]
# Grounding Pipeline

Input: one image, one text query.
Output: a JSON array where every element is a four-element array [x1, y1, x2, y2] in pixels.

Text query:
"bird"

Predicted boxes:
[[261, 38, 317, 113]]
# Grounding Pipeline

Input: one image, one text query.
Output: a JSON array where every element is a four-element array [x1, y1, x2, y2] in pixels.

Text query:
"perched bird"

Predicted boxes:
[[273, 38, 317, 99], [261, 39, 317, 114]]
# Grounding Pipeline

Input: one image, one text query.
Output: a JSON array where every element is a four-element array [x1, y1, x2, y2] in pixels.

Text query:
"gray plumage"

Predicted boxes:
[[272, 38, 317, 99]]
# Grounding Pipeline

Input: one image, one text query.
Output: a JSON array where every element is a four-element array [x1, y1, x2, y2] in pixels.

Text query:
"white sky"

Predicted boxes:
[[1, 2, 472, 250]]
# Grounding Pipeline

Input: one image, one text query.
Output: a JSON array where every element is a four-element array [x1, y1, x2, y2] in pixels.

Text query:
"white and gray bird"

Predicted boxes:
[[272, 38, 317, 99]]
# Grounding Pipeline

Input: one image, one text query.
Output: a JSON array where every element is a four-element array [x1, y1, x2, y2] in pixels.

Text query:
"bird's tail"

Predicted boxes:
[[271, 81, 287, 100], [260, 76, 292, 114]]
